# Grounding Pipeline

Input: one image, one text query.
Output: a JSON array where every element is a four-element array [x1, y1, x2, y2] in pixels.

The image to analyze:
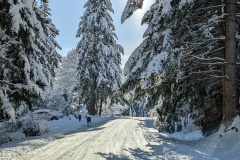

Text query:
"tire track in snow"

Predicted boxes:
[[21, 128, 99, 160]]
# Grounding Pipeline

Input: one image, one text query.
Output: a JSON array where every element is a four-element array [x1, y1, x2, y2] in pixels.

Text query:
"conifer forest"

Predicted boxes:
[[1, 0, 240, 138]]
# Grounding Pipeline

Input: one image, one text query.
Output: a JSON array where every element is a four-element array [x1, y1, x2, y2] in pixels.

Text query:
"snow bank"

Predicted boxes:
[[48, 115, 110, 134], [161, 130, 203, 141], [0, 115, 112, 145], [158, 116, 240, 143], [139, 117, 240, 160], [9, 132, 26, 141], [0, 115, 114, 160]]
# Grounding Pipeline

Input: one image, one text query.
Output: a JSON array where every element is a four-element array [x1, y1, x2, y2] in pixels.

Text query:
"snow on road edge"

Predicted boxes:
[[0, 116, 113, 159]]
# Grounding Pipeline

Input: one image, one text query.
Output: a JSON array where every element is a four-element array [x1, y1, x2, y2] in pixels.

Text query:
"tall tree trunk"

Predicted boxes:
[[224, 0, 237, 128], [217, 0, 225, 121], [0, 102, 4, 121], [99, 97, 103, 116], [90, 74, 97, 115], [96, 94, 99, 115], [78, 91, 81, 106]]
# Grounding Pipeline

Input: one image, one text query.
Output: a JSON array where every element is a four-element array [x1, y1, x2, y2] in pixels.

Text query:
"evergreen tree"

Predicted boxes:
[[32, 88, 67, 111], [0, 0, 61, 122], [74, 0, 123, 115], [170, 0, 226, 135], [54, 49, 78, 92], [36, 0, 62, 86], [121, 0, 145, 23], [164, 0, 238, 134], [119, 0, 170, 105], [121, 0, 239, 135]]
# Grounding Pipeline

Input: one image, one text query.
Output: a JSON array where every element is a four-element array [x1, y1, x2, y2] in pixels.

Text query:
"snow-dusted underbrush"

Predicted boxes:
[[158, 116, 240, 144], [22, 119, 50, 137], [0, 121, 26, 144], [0, 132, 11, 144], [0, 122, 11, 144], [152, 114, 204, 142], [53, 133, 65, 139], [0, 116, 50, 144]]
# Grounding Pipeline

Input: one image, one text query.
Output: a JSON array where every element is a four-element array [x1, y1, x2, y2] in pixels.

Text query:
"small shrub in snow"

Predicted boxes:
[[0, 133, 11, 144], [180, 118, 200, 134], [22, 119, 50, 137], [6, 121, 22, 132], [154, 120, 165, 132], [54, 133, 65, 139]]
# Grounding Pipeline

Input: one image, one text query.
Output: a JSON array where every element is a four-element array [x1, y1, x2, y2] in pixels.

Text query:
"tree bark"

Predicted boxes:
[[78, 91, 81, 106], [99, 97, 103, 116], [217, 0, 226, 122], [0, 102, 4, 121], [224, 0, 237, 128], [90, 74, 97, 115]]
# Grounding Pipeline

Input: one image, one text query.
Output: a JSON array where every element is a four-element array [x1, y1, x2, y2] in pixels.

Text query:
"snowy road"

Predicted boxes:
[[1, 116, 240, 160], [14, 117, 156, 160]]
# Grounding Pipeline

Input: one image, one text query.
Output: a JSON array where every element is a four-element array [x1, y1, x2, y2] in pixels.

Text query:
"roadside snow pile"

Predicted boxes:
[[8, 132, 26, 141], [141, 117, 240, 159], [0, 122, 26, 144], [0, 118, 50, 144], [0, 115, 113, 159], [202, 116, 240, 158], [158, 116, 240, 159], [164, 130, 203, 141], [0, 115, 112, 145], [159, 116, 240, 143], [48, 115, 109, 134]]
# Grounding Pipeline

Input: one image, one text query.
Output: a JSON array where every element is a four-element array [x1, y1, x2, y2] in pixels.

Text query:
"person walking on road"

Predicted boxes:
[[86, 115, 91, 127], [78, 114, 82, 122]]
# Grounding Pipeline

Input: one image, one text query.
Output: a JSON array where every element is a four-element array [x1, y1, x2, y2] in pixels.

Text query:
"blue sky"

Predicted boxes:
[[47, 0, 154, 66]]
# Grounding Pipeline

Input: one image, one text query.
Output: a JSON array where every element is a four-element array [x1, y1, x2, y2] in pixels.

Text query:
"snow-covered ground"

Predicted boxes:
[[0, 115, 113, 158], [142, 117, 240, 160], [1, 116, 240, 160]]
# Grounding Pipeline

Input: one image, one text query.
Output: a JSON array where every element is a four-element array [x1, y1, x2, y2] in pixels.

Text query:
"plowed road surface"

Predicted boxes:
[[18, 117, 155, 160]]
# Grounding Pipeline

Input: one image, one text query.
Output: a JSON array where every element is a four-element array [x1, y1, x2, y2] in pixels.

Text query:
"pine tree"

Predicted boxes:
[[74, 0, 123, 115], [54, 49, 78, 92], [121, 0, 145, 23], [167, 0, 238, 134], [36, 0, 62, 86], [119, 0, 171, 105], [121, 0, 239, 135], [0, 0, 61, 122]]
